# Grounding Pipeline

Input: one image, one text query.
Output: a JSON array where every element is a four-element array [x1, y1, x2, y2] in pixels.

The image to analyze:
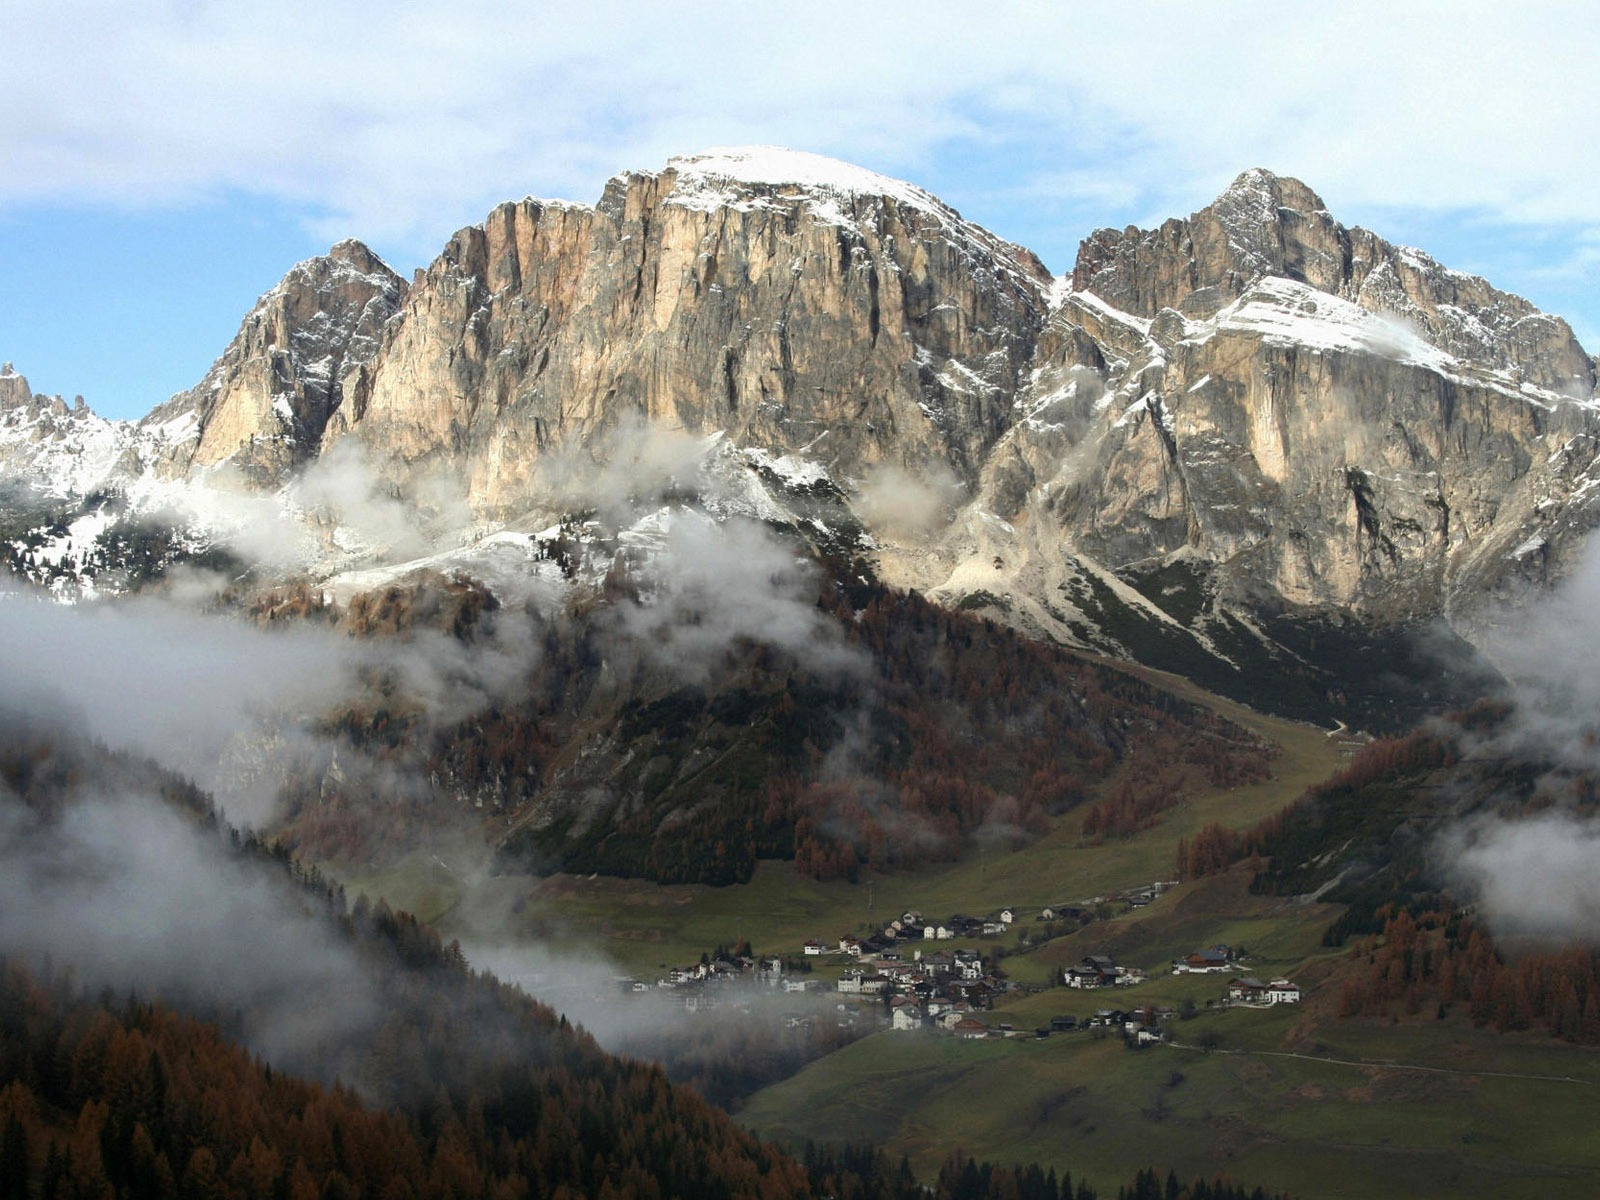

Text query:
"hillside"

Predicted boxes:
[[728, 706, 1600, 1200]]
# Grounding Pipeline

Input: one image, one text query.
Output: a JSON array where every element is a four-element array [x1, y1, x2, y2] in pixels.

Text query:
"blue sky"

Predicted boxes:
[[4, 1, 1597, 420]]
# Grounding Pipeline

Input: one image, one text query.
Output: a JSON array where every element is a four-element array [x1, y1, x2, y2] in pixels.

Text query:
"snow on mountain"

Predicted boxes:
[[660, 145, 1050, 293]]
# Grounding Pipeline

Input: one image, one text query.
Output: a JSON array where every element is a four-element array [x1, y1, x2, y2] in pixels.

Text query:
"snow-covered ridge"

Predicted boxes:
[[0, 368, 154, 498], [663, 146, 954, 220], [1206, 277, 1454, 369], [658, 146, 1047, 293]]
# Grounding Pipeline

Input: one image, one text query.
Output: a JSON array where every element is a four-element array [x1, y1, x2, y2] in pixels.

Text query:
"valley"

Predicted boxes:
[[5, 145, 1600, 1199]]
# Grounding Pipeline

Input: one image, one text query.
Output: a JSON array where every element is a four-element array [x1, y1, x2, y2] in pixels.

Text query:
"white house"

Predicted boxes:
[[1267, 979, 1302, 1004], [1228, 976, 1270, 1004], [891, 1005, 925, 1031], [837, 972, 888, 995], [954, 951, 985, 980]]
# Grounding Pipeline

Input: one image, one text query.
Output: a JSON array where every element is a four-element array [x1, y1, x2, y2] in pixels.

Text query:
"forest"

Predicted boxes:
[[269, 571, 1272, 886]]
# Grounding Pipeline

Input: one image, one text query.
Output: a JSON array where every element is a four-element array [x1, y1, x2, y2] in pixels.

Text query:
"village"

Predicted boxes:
[[620, 894, 1304, 1045]]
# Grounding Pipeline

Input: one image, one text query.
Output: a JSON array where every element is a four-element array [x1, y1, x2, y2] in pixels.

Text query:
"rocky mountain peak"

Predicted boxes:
[[654, 146, 1051, 287], [1069, 170, 1593, 393], [1070, 167, 1349, 320], [147, 240, 408, 484], [0, 362, 32, 409], [659, 146, 955, 219], [331, 146, 1053, 515]]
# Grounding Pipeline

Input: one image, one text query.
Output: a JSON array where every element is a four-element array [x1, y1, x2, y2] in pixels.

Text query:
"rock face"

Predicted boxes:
[[967, 172, 1600, 643], [8, 154, 1600, 718], [329, 148, 1052, 515], [147, 240, 406, 485]]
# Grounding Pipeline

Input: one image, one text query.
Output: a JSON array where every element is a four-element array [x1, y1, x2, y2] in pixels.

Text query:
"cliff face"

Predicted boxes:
[[330, 149, 1052, 516], [950, 171, 1600, 651]]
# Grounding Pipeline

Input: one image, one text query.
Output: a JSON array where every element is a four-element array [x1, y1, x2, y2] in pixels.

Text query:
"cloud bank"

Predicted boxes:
[[6, 1, 1597, 277]]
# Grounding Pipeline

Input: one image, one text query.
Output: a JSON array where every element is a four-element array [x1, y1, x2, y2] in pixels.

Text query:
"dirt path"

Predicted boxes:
[[1164, 1040, 1595, 1085]]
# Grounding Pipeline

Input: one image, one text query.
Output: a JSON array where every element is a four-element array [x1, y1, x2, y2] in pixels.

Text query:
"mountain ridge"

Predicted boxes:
[[4, 149, 1597, 716]]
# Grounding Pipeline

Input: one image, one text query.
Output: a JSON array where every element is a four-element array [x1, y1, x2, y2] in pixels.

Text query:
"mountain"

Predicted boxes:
[[4, 148, 1597, 718]]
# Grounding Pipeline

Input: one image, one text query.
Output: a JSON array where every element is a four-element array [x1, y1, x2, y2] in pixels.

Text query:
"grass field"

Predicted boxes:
[[735, 1014, 1600, 1200]]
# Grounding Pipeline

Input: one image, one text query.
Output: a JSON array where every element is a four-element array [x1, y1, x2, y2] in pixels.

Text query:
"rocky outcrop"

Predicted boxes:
[[147, 240, 406, 485], [330, 148, 1053, 516]]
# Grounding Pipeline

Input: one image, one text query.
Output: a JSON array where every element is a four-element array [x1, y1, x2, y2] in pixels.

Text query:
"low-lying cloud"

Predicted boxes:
[[616, 512, 865, 684], [0, 586, 364, 823], [1482, 536, 1600, 771], [0, 782, 379, 1071], [853, 461, 964, 540], [0, 575, 542, 827], [1443, 811, 1600, 940]]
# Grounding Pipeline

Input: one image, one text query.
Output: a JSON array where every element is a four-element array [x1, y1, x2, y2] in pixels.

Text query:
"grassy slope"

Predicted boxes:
[[735, 1018, 1600, 1200]]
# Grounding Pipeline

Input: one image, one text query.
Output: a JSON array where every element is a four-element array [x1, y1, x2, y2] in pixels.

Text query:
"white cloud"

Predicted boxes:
[[1444, 812, 1600, 941], [4, 0, 1598, 279]]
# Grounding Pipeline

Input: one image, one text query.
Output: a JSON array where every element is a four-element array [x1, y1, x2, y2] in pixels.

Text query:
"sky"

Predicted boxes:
[[2, 1, 1597, 421]]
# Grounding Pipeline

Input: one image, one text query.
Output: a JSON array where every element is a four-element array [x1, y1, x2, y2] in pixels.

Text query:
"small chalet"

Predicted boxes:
[[1228, 976, 1270, 1004], [803, 939, 825, 956], [1267, 979, 1302, 1004], [840, 936, 862, 956], [1065, 955, 1118, 989], [936, 1006, 971, 1030], [1174, 945, 1237, 974], [953, 1017, 989, 1040], [891, 1003, 925, 1031], [999, 907, 1016, 924]]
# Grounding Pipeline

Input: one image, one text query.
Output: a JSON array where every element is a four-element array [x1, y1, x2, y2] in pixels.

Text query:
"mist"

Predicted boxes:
[[0, 574, 544, 827], [0, 586, 366, 824], [0, 781, 379, 1071], [1434, 535, 1600, 940], [1481, 536, 1600, 770], [1443, 811, 1600, 940], [617, 511, 865, 684], [853, 460, 964, 540]]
